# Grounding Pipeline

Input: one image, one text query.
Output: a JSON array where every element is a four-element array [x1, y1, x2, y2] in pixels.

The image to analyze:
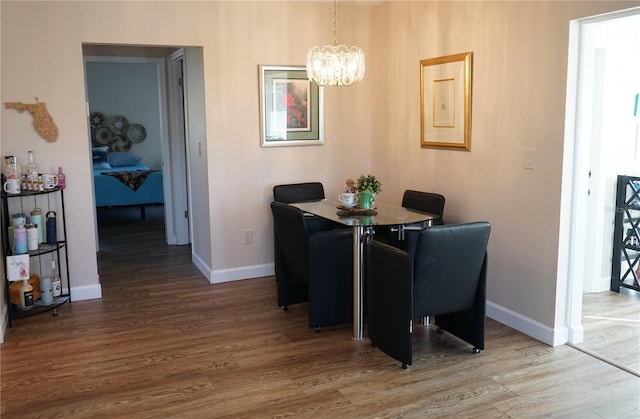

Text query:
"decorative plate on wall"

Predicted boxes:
[[95, 126, 114, 145], [126, 123, 147, 143], [90, 112, 105, 129], [110, 135, 132, 152], [110, 115, 129, 135]]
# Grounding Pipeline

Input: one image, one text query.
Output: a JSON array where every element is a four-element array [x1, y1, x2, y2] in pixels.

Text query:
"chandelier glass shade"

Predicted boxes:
[[305, 0, 365, 87]]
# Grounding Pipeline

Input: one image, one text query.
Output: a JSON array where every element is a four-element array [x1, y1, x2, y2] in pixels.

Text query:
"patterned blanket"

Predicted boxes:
[[101, 170, 157, 191]]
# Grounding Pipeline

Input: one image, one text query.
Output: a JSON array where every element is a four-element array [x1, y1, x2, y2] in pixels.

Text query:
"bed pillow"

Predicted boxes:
[[92, 146, 111, 169], [108, 152, 142, 167]]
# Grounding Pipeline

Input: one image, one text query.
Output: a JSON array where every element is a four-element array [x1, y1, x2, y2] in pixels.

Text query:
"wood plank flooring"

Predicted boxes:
[[2, 206, 639, 418], [577, 288, 640, 374]]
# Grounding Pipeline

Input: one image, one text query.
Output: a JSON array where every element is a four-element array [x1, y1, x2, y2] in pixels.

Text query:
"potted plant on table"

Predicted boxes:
[[356, 174, 382, 209]]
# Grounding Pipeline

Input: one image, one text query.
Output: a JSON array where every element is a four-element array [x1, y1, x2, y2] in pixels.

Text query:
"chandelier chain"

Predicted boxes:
[[333, 0, 338, 47]]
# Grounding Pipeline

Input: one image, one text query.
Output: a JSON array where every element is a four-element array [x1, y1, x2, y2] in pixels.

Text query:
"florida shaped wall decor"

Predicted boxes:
[[420, 52, 472, 150]]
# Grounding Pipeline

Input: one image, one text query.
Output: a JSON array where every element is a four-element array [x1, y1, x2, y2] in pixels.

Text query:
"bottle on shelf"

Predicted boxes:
[[51, 259, 62, 298], [46, 211, 57, 245], [13, 224, 27, 254], [40, 276, 53, 306], [57, 167, 66, 189], [3, 155, 18, 180], [19, 279, 34, 310], [25, 150, 38, 182], [30, 207, 44, 243], [25, 223, 38, 251]]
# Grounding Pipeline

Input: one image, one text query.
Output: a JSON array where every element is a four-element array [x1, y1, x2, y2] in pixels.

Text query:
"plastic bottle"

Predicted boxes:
[[25, 223, 38, 251], [40, 276, 53, 306], [13, 225, 27, 254], [11, 212, 26, 227], [30, 208, 44, 243], [57, 167, 66, 189], [20, 279, 34, 310], [51, 259, 62, 298], [25, 150, 38, 181]]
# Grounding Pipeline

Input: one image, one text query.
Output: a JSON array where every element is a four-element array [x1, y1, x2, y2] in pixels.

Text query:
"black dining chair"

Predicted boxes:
[[270, 201, 353, 330], [367, 222, 491, 368], [273, 182, 325, 204], [387, 190, 446, 252], [272, 182, 339, 294]]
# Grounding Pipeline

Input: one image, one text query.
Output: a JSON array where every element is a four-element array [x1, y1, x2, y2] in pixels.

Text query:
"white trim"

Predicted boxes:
[[83, 55, 174, 246], [189, 253, 274, 285], [487, 301, 566, 347], [70, 283, 103, 302], [191, 251, 211, 282], [167, 49, 191, 245], [0, 304, 7, 343], [560, 6, 640, 346], [209, 264, 275, 284]]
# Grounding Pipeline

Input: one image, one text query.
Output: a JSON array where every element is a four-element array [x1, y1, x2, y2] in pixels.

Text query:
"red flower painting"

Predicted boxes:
[[274, 80, 310, 131]]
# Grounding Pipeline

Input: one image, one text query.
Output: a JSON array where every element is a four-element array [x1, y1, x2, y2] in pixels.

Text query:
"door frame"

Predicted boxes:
[[560, 6, 640, 345], [167, 49, 191, 245], [84, 54, 175, 246]]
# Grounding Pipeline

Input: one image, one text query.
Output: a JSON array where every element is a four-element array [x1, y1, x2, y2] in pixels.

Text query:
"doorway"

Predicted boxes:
[[561, 7, 640, 374], [83, 45, 191, 250]]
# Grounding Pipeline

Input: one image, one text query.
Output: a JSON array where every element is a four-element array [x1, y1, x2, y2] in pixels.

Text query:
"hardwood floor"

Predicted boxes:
[[2, 207, 639, 418], [576, 288, 640, 374]]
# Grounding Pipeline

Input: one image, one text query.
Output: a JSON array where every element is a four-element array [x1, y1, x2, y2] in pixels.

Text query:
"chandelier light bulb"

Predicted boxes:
[[306, 0, 365, 87]]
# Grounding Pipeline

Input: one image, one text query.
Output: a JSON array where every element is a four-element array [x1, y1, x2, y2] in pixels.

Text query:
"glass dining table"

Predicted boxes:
[[290, 199, 436, 340]]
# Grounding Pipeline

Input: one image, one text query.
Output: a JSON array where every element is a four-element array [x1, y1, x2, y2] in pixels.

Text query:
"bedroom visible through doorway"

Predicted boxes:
[[83, 45, 192, 251]]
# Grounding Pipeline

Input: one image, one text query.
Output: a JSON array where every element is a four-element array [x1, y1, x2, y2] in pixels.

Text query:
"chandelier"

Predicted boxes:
[[306, 0, 365, 87]]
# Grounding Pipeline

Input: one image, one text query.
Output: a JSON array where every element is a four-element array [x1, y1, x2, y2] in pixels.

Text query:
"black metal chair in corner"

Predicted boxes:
[[270, 201, 353, 331], [387, 190, 446, 252], [367, 222, 491, 368]]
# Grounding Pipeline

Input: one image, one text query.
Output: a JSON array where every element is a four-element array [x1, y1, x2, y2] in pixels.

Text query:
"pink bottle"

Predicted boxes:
[[57, 167, 66, 189]]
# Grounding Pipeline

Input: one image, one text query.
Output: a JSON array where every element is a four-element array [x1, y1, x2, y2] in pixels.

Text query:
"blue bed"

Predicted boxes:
[[93, 164, 164, 208]]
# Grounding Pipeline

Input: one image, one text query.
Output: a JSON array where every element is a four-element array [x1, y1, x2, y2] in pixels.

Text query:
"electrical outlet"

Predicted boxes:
[[242, 229, 253, 244]]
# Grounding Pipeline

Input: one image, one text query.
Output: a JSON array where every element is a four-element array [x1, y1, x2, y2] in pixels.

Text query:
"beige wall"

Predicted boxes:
[[1, 1, 636, 343], [371, 0, 638, 342], [0, 0, 373, 336]]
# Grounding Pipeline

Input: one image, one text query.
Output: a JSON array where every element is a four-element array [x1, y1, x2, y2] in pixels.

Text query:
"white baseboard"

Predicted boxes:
[[486, 301, 568, 347], [0, 303, 7, 344], [192, 252, 211, 282], [70, 284, 103, 301], [209, 263, 274, 284], [190, 251, 275, 284]]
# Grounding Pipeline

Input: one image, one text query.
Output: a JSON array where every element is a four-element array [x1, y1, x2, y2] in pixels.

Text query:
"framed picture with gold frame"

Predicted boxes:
[[420, 52, 472, 150], [259, 65, 324, 147]]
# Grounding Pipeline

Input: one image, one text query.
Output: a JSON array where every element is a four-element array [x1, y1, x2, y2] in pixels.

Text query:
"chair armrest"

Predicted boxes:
[[367, 240, 414, 365], [307, 229, 354, 326]]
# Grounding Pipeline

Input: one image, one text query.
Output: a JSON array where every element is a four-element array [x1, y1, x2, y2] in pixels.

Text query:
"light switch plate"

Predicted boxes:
[[524, 149, 535, 169]]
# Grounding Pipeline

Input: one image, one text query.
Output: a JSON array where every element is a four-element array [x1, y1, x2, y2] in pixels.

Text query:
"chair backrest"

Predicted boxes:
[[402, 190, 445, 225], [270, 201, 310, 282], [412, 222, 490, 315], [273, 182, 325, 203]]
